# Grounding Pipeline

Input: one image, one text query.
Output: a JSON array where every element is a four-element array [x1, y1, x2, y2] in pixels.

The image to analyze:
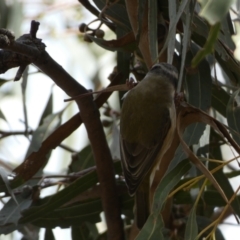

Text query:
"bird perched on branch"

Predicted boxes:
[[120, 63, 178, 229]]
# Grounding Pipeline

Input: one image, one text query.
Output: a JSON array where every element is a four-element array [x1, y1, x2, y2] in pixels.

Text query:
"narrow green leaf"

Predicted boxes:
[[19, 170, 98, 224], [211, 84, 230, 117], [136, 0, 147, 41], [178, 0, 194, 92], [158, 0, 189, 59], [25, 109, 64, 157], [148, 0, 158, 63], [184, 208, 198, 240], [167, 0, 177, 64], [0, 192, 32, 228], [38, 92, 53, 126]]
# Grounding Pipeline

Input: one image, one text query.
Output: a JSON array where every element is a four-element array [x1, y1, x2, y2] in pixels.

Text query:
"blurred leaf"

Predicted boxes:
[[186, 44, 212, 111], [135, 0, 147, 41], [184, 207, 198, 240], [44, 228, 55, 240], [0, 167, 18, 205], [211, 84, 230, 117], [220, 12, 235, 50], [38, 92, 53, 126], [178, 0, 193, 91], [0, 192, 32, 232], [198, 0, 235, 25], [25, 109, 65, 158], [227, 89, 240, 145]]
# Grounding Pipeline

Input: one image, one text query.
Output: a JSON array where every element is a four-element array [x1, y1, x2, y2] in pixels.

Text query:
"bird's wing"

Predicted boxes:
[[120, 107, 171, 196]]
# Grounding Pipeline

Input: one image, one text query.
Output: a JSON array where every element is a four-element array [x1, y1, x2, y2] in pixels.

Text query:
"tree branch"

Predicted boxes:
[[0, 21, 125, 240]]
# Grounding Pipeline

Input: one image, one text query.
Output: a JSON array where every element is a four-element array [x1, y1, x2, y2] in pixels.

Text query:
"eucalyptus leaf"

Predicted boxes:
[[148, 0, 158, 63], [184, 207, 198, 240], [136, 159, 191, 239], [0, 192, 32, 231], [19, 170, 98, 224], [25, 109, 65, 158]]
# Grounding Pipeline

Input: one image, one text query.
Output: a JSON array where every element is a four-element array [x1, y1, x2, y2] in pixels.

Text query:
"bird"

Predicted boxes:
[[120, 63, 178, 229]]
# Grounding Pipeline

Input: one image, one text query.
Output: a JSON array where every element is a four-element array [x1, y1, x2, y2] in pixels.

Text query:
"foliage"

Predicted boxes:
[[0, 0, 240, 239]]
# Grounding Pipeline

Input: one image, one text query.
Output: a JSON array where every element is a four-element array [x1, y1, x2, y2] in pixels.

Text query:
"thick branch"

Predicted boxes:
[[1, 22, 124, 239]]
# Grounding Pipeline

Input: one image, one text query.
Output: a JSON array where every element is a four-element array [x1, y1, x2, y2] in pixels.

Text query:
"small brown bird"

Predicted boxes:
[[120, 63, 178, 228]]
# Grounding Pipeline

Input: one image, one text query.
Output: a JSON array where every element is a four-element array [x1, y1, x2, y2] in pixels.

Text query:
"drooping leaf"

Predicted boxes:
[[25, 108, 65, 158], [184, 207, 198, 240], [178, 0, 194, 92], [0, 191, 32, 232], [136, 159, 191, 239], [158, 0, 189, 60], [148, 0, 158, 63], [19, 170, 99, 224], [0, 167, 18, 205], [167, 0, 177, 64], [211, 84, 230, 117]]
